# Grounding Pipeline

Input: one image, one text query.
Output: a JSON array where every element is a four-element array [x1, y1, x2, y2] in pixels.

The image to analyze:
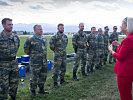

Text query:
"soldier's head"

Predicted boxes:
[[91, 27, 96, 34], [113, 26, 117, 32], [57, 23, 64, 33], [104, 26, 109, 32], [98, 28, 102, 35], [79, 23, 84, 31], [33, 25, 43, 36], [2, 18, 13, 33]]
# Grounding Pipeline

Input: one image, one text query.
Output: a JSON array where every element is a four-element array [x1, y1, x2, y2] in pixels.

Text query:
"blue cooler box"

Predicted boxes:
[[16, 57, 21, 64], [21, 55, 30, 63], [18, 65, 26, 77], [47, 60, 52, 70]]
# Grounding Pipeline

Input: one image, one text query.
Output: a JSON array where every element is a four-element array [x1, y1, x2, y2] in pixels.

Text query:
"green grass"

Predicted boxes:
[[13, 35, 123, 100]]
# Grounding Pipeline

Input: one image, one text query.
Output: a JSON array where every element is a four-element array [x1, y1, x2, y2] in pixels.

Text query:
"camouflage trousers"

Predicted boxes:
[[30, 59, 47, 91], [87, 49, 99, 66], [73, 48, 86, 73], [104, 45, 108, 62], [98, 49, 104, 64], [0, 60, 19, 100], [52, 55, 66, 83], [109, 45, 117, 63]]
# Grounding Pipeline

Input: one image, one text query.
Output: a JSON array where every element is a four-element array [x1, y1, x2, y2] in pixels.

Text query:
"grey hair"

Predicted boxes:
[[123, 17, 133, 33], [33, 25, 41, 31]]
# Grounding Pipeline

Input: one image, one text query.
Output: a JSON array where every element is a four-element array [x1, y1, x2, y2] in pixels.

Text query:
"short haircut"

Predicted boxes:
[[104, 26, 108, 30], [91, 27, 96, 30], [98, 28, 102, 32], [2, 18, 12, 25], [113, 26, 117, 29], [79, 23, 84, 27], [33, 25, 41, 31], [57, 23, 64, 28]]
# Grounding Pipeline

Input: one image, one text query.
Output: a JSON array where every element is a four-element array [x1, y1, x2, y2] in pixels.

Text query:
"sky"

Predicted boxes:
[[0, 0, 133, 32]]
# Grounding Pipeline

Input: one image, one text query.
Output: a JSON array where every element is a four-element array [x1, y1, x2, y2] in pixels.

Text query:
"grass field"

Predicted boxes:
[[12, 35, 123, 100]]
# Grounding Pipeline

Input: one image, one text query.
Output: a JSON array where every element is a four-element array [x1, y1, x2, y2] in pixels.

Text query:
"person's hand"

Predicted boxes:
[[108, 44, 113, 51], [112, 40, 120, 46]]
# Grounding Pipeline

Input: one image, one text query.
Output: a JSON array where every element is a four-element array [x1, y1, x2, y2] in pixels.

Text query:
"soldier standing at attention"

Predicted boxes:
[[49, 23, 68, 87], [86, 27, 98, 73], [109, 26, 118, 64], [72, 23, 87, 81], [103, 26, 109, 64], [97, 28, 104, 69], [0, 18, 20, 100], [24, 25, 49, 97]]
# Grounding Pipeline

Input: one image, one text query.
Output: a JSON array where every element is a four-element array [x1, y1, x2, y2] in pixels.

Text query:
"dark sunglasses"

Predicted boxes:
[[114, 28, 117, 29], [106, 29, 109, 30]]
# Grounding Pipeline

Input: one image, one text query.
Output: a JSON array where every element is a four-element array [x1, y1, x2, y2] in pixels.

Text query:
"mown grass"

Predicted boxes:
[[13, 35, 123, 100]]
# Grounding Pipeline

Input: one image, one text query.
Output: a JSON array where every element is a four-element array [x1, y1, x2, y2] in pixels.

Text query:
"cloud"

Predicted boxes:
[[123, 0, 133, 2], [0, 1, 10, 6], [9, 0, 25, 3], [29, 5, 44, 10]]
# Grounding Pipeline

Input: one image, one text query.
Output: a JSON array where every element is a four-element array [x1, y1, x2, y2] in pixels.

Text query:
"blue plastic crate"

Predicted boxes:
[[16, 57, 21, 63], [21, 55, 30, 63], [18, 65, 26, 77]]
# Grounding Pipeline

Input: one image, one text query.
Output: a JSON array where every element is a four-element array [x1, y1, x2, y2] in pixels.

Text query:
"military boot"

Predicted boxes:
[[39, 88, 49, 94], [90, 64, 94, 72], [73, 71, 79, 81], [54, 82, 59, 88], [31, 90, 37, 98], [81, 67, 87, 76], [60, 78, 69, 84], [11, 96, 16, 100]]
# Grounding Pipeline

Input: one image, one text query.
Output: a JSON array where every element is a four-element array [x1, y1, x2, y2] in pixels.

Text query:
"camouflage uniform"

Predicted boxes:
[[72, 31, 87, 76], [87, 33, 98, 72], [103, 32, 109, 64], [49, 32, 68, 84], [0, 31, 20, 99], [24, 35, 47, 91], [97, 34, 104, 67], [109, 32, 118, 63]]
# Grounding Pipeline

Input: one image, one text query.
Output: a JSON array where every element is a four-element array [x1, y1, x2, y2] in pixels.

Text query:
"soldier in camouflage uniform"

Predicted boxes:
[[24, 25, 49, 97], [49, 23, 68, 87], [103, 26, 109, 64], [0, 18, 20, 100], [109, 26, 118, 64], [72, 23, 87, 81], [87, 27, 99, 73], [97, 28, 104, 69]]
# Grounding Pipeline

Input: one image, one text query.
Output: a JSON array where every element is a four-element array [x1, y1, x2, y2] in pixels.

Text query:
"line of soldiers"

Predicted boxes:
[[0, 18, 118, 100]]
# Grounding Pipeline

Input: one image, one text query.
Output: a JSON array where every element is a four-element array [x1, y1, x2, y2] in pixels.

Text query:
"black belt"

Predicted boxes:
[[0, 57, 16, 61]]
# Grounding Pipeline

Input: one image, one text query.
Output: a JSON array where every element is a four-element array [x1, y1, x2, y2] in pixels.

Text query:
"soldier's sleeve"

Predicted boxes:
[[24, 38, 31, 55], [49, 36, 55, 51], [66, 35, 68, 46], [72, 34, 77, 46], [15, 35, 20, 50]]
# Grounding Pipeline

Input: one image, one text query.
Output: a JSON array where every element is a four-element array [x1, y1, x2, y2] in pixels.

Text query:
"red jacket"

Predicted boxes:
[[113, 33, 133, 77]]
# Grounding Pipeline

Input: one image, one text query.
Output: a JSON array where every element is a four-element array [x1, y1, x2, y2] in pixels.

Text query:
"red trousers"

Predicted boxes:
[[117, 76, 133, 100]]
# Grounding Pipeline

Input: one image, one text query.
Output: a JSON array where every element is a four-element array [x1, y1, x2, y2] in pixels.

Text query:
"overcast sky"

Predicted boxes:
[[0, 0, 133, 31]]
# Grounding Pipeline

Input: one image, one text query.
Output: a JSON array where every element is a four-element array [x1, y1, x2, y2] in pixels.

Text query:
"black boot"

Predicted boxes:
[[73, 71, 79, 81], [11, 96, 16, 100], [39, 88, 49, 94], [109, 61, 113, 64], [90, 64, 94, 72], [31, 90, 37, 98], [54, 82, 59, 88], [60, 78, 69, 84], [87, 65, 90, 75], [81, 70, 87, 76]]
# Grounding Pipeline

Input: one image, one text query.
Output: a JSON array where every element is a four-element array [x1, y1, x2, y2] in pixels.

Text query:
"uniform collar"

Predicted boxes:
[[1, 30, 13, 39]]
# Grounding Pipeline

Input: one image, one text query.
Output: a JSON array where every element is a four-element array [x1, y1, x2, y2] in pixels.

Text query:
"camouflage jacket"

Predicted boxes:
[[72, 31, 87, 49], [87, 33, 98, 50], [98, 34, 104, 49], [24, 35, 47, 62], [0, 30, 20, 59], [49, 32, 68, 56], [103, 32, 109, 46], [109, 32, 118, 44]]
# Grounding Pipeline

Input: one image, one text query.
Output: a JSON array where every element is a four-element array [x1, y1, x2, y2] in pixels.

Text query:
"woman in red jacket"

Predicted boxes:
[[109, 17, 133, 100]]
